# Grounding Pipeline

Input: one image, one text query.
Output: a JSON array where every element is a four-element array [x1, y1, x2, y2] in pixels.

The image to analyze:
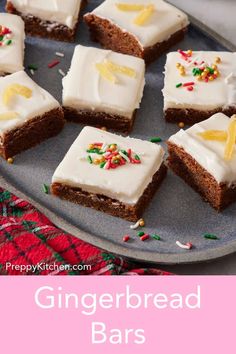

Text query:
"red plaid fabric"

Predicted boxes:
[[0, 187, 170, 276]]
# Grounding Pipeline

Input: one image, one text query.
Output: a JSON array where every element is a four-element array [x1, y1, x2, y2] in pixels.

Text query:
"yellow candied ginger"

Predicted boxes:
[[105, 60, 136, 78], [96, 60, 136, 83], [197, 130, 228, 142], [133, 4, 155, 25], [3, 84, 32, 106], [224, 114, 236, 161], [0, 111, 19, 120], [95, 63, 117, 83], [116, 3, 146, 11]]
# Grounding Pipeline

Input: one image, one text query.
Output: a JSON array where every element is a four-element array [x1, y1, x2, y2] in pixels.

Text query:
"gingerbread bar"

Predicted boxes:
[[51, 126, 167, 221], [0, 70, 65, 159], [84, 0, 189, 63], [163, 51, 236, 124], [0, 13, 25, 75], [62, 45, 145, 133], [167, 113, 236, 210], [6, 0, 85, 42]]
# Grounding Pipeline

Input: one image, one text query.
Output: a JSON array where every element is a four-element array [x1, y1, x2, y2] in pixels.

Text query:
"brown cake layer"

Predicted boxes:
[[6, 1, 86, 42], [167, 142, 236, 210], [51, 163, 167, 222], [84, 14, 188, 63], [165, 107, 236, 125], [64, 107, 137, 134], [0, 107, 65, 159]]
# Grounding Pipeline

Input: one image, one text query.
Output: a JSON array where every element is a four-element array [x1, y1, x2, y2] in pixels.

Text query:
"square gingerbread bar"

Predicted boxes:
[[62, 45, 145, 133], [84, 0, 189, 63], [51, 126, 167, 221], [0, 13, 25, 75], [163, 51, 236, 124], [0, 70, 65, 159], [6, 0, 85, 42], [167, 113, 236, 210]]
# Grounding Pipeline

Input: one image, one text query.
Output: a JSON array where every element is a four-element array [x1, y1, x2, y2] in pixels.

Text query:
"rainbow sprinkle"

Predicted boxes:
[[175, 50, 222, 90], [0, 26, 13, 47], [85, 142, 141, 170]]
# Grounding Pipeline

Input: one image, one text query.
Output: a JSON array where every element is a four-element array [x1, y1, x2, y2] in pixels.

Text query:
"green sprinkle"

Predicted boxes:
[[87, 155, 93, 164], [207, 66, 214, 74], [43, 184, 49, 194], [100, 161, 106, 168], [192, 68, 202, 76], [121, 149, 128, 156], [28, 64, 38, 71], [151, 234, 161, 240], [137, 231, 145, 237], [6, 39, 12, 45], [176, 83, 182, 88], [150, 137, 162, 143], [135, 154, 140, 160], [0, 36, 3, 41], [86, 148, 104, 154], [204, 234, 218, 240]]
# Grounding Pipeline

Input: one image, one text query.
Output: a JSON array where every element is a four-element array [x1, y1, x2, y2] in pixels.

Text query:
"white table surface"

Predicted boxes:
[[157, 0, 236, 274]]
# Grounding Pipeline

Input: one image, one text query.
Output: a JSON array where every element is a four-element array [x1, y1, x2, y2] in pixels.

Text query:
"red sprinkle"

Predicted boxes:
[[186, 242, 193, 249], [48, 60, 60, 68], [187, 86, 194, 91], [123, 235, 130, 242], [183, 82, 195, 87], [140, 234, 149, 241], [178, 49, 188, 58], [105, 159, 111, 169], [131, 158, 141, 164]]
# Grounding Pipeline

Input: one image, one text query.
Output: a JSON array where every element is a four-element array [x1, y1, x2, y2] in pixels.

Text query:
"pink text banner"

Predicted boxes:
[[0, 276, 235, 353]]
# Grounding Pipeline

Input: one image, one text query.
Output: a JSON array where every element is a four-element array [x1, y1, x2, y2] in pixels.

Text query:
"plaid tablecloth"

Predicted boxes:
[[0, 187, 170, 276]]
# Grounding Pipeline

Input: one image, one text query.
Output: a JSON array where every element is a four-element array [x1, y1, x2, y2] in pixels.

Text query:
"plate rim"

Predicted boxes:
[[2, 173, 236, 265]]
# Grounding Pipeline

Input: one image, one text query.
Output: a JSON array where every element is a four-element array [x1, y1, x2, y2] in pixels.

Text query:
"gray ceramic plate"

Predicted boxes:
[[0, 1, 236, 265]]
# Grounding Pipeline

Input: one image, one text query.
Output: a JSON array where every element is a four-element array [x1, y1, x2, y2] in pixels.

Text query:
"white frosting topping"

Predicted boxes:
[[0, 70, 60, 135], [163, 51, 236, 110], [85, 0, 189, 48], [52, 126, 165, 205], [8, 0, 82, 28], [62, 45, 145, 119], [0, 13, 25, 74], [168, 113, 236, 185]]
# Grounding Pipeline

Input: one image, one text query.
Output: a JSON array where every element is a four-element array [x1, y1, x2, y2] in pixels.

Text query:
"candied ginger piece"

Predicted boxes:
[[197, 130, 228, 142], [224, 115, 236, 161], [3, 84, 32, 106], [105, 60, 136, 78], [0, 111, 18, 120], [116, 3, 146, 11], [133, 4, 155, 25], [96, 63, 118, 83]]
